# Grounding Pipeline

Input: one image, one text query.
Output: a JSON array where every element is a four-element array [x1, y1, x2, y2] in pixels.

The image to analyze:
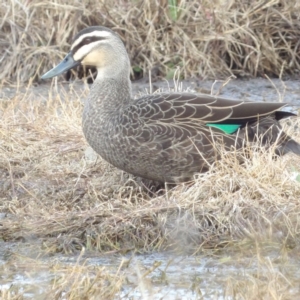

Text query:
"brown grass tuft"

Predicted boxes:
[[1, 0, 300, 84], [0, 252, 123, 299]]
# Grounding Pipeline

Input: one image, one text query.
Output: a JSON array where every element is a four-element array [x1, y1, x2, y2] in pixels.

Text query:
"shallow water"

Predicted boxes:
[[1, 240, 300, 299]]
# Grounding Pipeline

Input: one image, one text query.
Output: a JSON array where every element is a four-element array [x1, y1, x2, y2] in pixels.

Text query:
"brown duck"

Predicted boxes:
[[41, 26, 300, 183]]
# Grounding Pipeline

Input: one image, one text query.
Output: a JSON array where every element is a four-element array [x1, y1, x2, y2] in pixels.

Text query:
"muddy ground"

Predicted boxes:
[[1, 77, 300, 106]]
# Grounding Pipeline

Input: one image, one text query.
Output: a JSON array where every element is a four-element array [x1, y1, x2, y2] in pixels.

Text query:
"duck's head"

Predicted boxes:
[[41, 26, 130, 80]]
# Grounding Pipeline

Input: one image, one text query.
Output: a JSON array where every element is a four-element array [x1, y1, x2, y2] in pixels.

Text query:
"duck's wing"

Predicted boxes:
[[135, 92, 290, 124], [118, 92, 298, 182], [119, 92, 291, 149]]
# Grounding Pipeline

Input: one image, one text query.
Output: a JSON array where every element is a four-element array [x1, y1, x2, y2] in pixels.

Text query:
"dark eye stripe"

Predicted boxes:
[[72, 36, 105, 56]]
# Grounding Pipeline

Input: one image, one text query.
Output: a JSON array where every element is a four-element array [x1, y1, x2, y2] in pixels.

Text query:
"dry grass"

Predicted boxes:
[[2, 1, 300, 298], [1, 82, 300, 254], [1, 0, 300, 84], [1, 81, 300, 297], [0, 251, 123, 299]]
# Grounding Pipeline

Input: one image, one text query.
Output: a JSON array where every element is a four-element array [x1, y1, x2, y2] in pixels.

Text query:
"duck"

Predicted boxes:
[[41, 26, 300, 183]]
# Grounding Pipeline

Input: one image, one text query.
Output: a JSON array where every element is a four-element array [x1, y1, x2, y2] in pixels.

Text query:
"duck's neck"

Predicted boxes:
[[82, 72, 132, 159], [86, 72, 132, 116]]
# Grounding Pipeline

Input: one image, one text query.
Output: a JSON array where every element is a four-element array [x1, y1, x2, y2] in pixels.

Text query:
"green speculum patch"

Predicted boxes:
[[206, 123, 241, 134]]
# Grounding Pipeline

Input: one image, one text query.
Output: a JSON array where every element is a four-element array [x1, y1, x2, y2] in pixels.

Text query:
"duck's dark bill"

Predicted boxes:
[[41, 52, 80, 79]]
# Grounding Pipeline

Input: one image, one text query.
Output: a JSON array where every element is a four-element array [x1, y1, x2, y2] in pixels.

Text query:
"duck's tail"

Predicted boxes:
[[277, 138, 300, 156]]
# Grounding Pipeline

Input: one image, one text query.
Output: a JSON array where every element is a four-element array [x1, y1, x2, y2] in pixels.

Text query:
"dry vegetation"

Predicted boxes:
[[1, 83, 300, 253], [1, 0, 300, 84], [0, 250, 124, 299], [2, 0, 300, 298], [1, 82, 300, 298]]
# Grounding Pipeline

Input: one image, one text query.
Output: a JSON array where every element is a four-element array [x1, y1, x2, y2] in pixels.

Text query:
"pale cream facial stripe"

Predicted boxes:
[[71, 31, 112, 51], [73, 41, 103, 61]]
